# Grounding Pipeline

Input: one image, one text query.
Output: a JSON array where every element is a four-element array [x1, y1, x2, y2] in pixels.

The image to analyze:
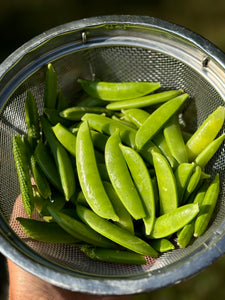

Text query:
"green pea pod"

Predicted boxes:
[[183, 165, 202, 203], [135, 93, 189, 150], [186, 106, 225, 161], [40, 116, 76, 201], [78, 78, 160, 101], [111, 115, 138, 129], [152, 150, 178, 215], [194, 133, 225, 168], [81, 246, 146, 265], [56, 88, 69, 111], [44, 108, 72, 127], [60, 106, 113, 121], [39, 192, 66, 217], [76, 205, 158, 257], [12, 135, 34, 217], [103, 181, 134, 235], [150, 203, 199, 239], [122, 108, 150, 128], [194, 174, 220, 237], [150, 238, 175, 252], [17, 217, 80, 244], [44, 63, 58, 109], [34, 141, 62, 192], [76, 120, 118, 221], [24, 90, 40, 150], [30, 155, 51, 199], [82, 113, 137, 148], [106, 90, 182, 110], [119, 144, 155, 235], [77, 96, 108, 107], [139, 139, 162, 166], [52, 123, 77, 156], [105, 130, 146, 220], [174, 162, 195, 205], [163, 114, 188, 164], [48, 207, 117, 248], [90, 130, 108, 152]]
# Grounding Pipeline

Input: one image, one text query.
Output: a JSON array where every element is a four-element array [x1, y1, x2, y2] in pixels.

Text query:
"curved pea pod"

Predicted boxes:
[[44, 63, 58, 109], [103, 181, 134, 235], [106, 89, 182, 110], [48, 207, 117, 248], [152, 150, 178, 215], [81, 246, 147, 265], [186, 106, 225, 161], [76, 120, 118, 221], [52, 123, 77, 156], [174, 162, 195, 205], [12, 135, 34, 217], [150, 203, 199, 239], [122, 108, 150, 128], [183, 165, 202, 203], [76, 205, 158, 257], [44, 108, 72, 127], [82, 113, 137, 148], [194, 133, 225, 168], [163, 114, 188, 164], [177, 222, 195, 248], [90, 130, 108, 152], [194, 174, 220, 237], [78, 78, 160, 101], [119, 144, 155, 235], [40, 116, 76, 201], [135, 93, 189, 150], [24, 90, 40, 150], [139, 139, 162, 166], [105, 130, 146, 220], [17, 217, 80, 244], [34, 141, 62, 192], [60, 106, 113, 121], [30, 154, 51, 199], [150, 238, 175, 252]]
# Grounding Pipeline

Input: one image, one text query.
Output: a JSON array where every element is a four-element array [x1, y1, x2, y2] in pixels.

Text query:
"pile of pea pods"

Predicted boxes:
[[13, 63, 225, 265]]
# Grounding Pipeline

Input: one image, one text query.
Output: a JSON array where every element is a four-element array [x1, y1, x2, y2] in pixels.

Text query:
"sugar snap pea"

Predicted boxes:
[[119, 144, 155, 235], [78, 78, 160, 101], [105, 130, 146, 220], [106, 90, 182, 110], [122, 108, 150, 127], [52, 123, 77, 156], [150, 238, 175, 252], [60, 106, 113, 121], [186, 106, 225, 161], [150, 203, 199, 239], [77, 205, 158, 257], [183, 165, 202, 203], [135, 93, 189, 150], [44, 63, 58, 109], [76, 120, 118, 221], [77, 96, 108, 107], [44, 108, 72, 127], [81, 245, 146, 265]]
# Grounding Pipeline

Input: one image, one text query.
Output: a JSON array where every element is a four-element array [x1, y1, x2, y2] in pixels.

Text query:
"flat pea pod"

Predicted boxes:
[[78, 78, 160, 101], [194, 133, 225, 168], [82, 113, 137, 148], [152, 150, 178, 215], [12, 135, 34, 217], [150, 238, 175, 252], [44, 63, 58, 109], [48, 207, 117, 248], [150, 203, 199, 239], [34, 141, 62, 192], [119, 144, 155, 235], [76, 205, 158, 257], [40, 116, 76, 201], [105, 130, 146, 220], [81, 245, 146, 265], [194, 174, 220, 237], [183, 165, 202, 203], [186, 106, 225, 161], [135, 93, 189, 150], [103, 181, 134, 235], [174, 162, 195, 205], [24, 90, 40, 150], [17, 217, 79, 244], [163, 114, 188, 164], [122, 108, 149, 128], [76, 120, 118, 221], [52, 123, 77, 156], [60, 106, 113, 121], [106, 90, 182, 110]]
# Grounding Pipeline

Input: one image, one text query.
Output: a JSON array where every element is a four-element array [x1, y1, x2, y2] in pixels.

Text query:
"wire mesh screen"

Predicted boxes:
[[1, 45, 225, 277]]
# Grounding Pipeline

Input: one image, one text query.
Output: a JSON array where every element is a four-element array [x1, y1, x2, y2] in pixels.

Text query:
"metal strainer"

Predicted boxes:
[[1, 15, 225, 295]]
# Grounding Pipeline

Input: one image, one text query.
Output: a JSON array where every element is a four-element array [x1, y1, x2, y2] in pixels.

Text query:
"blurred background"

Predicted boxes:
[[1, 0, 225, 299]]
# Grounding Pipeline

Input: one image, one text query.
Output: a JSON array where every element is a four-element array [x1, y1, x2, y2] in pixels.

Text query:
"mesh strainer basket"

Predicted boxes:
[[1, 15, 225, 296]]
